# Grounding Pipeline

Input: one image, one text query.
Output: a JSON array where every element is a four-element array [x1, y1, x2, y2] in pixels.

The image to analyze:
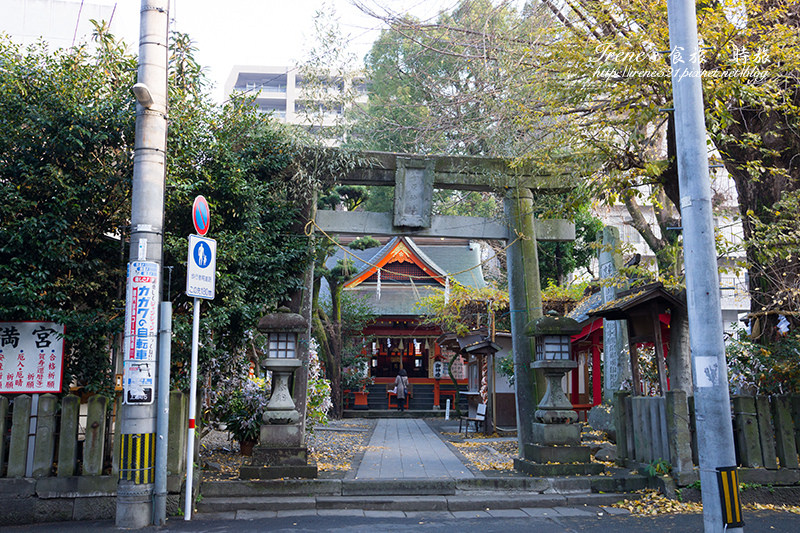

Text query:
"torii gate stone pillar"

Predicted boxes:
[[316, 151, 576, 449]]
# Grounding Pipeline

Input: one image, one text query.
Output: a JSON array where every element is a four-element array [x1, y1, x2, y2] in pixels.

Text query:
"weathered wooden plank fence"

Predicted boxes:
[[0, 392, 188, 479], [615, 391, 800, 474]]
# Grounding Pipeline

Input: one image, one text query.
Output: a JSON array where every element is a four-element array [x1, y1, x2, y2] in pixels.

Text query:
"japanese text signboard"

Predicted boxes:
[[0, 321, 65, 394], [123, 261, 159, 404], [186, 234, 216, 300]]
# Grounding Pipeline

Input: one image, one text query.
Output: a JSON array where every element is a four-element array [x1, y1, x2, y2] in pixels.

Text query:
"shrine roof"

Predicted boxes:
[[588, 282, 685, 320], [322, 237, 486, 316]]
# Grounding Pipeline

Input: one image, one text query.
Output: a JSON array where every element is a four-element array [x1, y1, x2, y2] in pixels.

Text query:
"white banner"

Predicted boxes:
[[0, 321, 65, 394], [123, 261, 159, 404]]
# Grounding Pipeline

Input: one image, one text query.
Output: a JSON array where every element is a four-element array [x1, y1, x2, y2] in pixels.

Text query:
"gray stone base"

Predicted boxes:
[[259, 422, 303, 448], [531, 422, 581, 445], [513, 458, 605, 477], [0, 475, 186, 526], [588, 402, 616, 442], [523, 444, 592, 464], [251, 445, 310, 467], [239, 463, 319, 480]]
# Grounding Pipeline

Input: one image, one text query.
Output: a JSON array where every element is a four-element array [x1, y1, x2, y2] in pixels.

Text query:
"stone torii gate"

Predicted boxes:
[[315, 151, 576, 448]]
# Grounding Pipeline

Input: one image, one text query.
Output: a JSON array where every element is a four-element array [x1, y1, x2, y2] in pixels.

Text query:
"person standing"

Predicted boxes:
[[395, 368, 409, 411]]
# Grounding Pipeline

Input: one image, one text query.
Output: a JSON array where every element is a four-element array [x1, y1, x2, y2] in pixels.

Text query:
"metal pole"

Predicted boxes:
[[116, 1, 169, 528], [184, 298, 200, 520], [665, 2, 741, 532], [153, 301, 171, 526]]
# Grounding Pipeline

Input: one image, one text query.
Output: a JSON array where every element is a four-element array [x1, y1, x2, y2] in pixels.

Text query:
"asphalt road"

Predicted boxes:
[[6, 510, 799, 532]]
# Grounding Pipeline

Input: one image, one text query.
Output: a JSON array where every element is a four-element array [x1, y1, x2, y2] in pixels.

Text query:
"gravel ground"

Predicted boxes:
[[199, 419, 376, 481], [197, 417, 525, 480]]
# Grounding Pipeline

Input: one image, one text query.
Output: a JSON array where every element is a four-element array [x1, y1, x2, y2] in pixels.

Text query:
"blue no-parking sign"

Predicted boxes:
[[186, 234, 216, 299]]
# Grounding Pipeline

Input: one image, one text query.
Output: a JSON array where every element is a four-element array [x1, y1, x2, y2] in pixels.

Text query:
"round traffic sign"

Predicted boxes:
[[192, 195, 210, 236]]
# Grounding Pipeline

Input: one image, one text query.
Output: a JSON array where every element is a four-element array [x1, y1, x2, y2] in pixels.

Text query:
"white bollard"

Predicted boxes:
[[445, 399, 450, 420]]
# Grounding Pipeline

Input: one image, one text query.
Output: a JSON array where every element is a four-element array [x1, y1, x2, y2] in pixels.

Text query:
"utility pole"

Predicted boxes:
[[666, 2, 742, 532], [117, 1, 169, 529]]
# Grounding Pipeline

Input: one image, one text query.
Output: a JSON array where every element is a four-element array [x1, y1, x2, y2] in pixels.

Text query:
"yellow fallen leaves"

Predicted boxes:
[[613, 490, 702, 515], [614, 490, 800, 517], [310, 431, 370, 472], [745, 503, 800, 515], [452, 441, 515, 471]]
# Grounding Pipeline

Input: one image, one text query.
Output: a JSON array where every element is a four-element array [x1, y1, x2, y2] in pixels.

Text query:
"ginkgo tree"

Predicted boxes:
[[354, 0, 800, 346]]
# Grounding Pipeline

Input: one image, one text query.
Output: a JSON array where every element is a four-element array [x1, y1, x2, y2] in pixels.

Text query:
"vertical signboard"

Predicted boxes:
[[186, 234, 216, 300], [123, 261, 159, 404], [0, 322, 65, 393]]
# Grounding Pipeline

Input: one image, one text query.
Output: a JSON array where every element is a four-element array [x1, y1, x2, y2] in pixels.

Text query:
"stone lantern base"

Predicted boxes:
[[238, 422, 318, 480], [515, 422, 604, 477]]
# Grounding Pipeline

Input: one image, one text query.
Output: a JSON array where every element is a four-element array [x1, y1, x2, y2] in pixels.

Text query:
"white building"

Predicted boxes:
[[224, 65, 368, 132]]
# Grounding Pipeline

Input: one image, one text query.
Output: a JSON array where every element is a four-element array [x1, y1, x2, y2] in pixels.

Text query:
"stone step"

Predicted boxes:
[[195, 491, 635, 515], [200, 476, 600, 499]]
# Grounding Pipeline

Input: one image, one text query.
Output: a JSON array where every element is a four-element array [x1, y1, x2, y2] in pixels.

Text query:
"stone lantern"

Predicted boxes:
[[513, 311, 603, 476], [239, 306, 317, 479], [260, 307, 304, 424], [529, 311, 581, 428]]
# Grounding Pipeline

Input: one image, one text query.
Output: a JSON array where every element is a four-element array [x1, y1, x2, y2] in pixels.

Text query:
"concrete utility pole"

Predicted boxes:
[[117, 1, 169, 529], [665, 2, 741, 532]]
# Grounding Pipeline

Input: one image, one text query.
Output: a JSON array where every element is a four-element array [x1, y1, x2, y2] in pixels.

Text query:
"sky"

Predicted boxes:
[[1, 0, 464, 101]]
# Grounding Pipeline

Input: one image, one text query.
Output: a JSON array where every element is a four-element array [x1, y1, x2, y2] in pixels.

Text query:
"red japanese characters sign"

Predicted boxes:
[[0, 321, 65, 394], [123, 261, 159, 404]]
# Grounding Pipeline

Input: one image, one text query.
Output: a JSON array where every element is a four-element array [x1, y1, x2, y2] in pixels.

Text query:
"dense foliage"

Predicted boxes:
[[355, 0, 800, 347], [0, 27, 311, 396], [727, 327, 800, 395], [0, 33, 136, 393]]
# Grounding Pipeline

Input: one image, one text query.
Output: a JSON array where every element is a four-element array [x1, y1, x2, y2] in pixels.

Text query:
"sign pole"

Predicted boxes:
[[183, 194, 216, 521], [153, 301, 172, 526], [184, 297, 200, 520]]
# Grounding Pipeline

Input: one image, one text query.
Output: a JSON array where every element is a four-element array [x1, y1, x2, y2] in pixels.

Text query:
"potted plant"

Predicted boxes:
[[215, 376, 271, 455], [342, 366, 373, 410]]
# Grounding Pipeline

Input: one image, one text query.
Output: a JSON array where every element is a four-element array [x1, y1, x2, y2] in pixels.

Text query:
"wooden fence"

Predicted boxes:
[[0, 391, 189, 479], [615, 392, 800, 473]]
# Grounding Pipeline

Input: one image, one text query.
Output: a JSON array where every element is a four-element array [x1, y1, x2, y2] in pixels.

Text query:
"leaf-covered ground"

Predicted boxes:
[[200, 419, 375, 481], [200, 418, 800, 518], [612, 489, 800, 516]]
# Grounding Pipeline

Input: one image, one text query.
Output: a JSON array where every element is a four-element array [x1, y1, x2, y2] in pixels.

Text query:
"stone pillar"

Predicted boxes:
[[167, 390, 187, 475], [598, 227, 631, 397], [32, 394, 58, 478], [7, 394, 31, 478], [83, 395, 107, 476], [57, 395, 80, 477], [755, 396, 778, 469], [732, 396, 762, 468], [772, 396, 799, 469], [504, 188, 543, 450], [665, 390, 693, 474], [613, 390, 630, 462]]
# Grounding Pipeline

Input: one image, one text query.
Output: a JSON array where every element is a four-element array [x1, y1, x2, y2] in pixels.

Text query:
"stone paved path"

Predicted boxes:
[[355, 418, 474, 479]]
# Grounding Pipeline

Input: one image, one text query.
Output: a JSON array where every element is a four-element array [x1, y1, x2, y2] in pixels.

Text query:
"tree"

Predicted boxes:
[[0, 26, 315, 401], [163, 33, 312, 393], [359, 0, 800, 346], [311, 237, 376, 418], [0, 29, 137, 394]]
